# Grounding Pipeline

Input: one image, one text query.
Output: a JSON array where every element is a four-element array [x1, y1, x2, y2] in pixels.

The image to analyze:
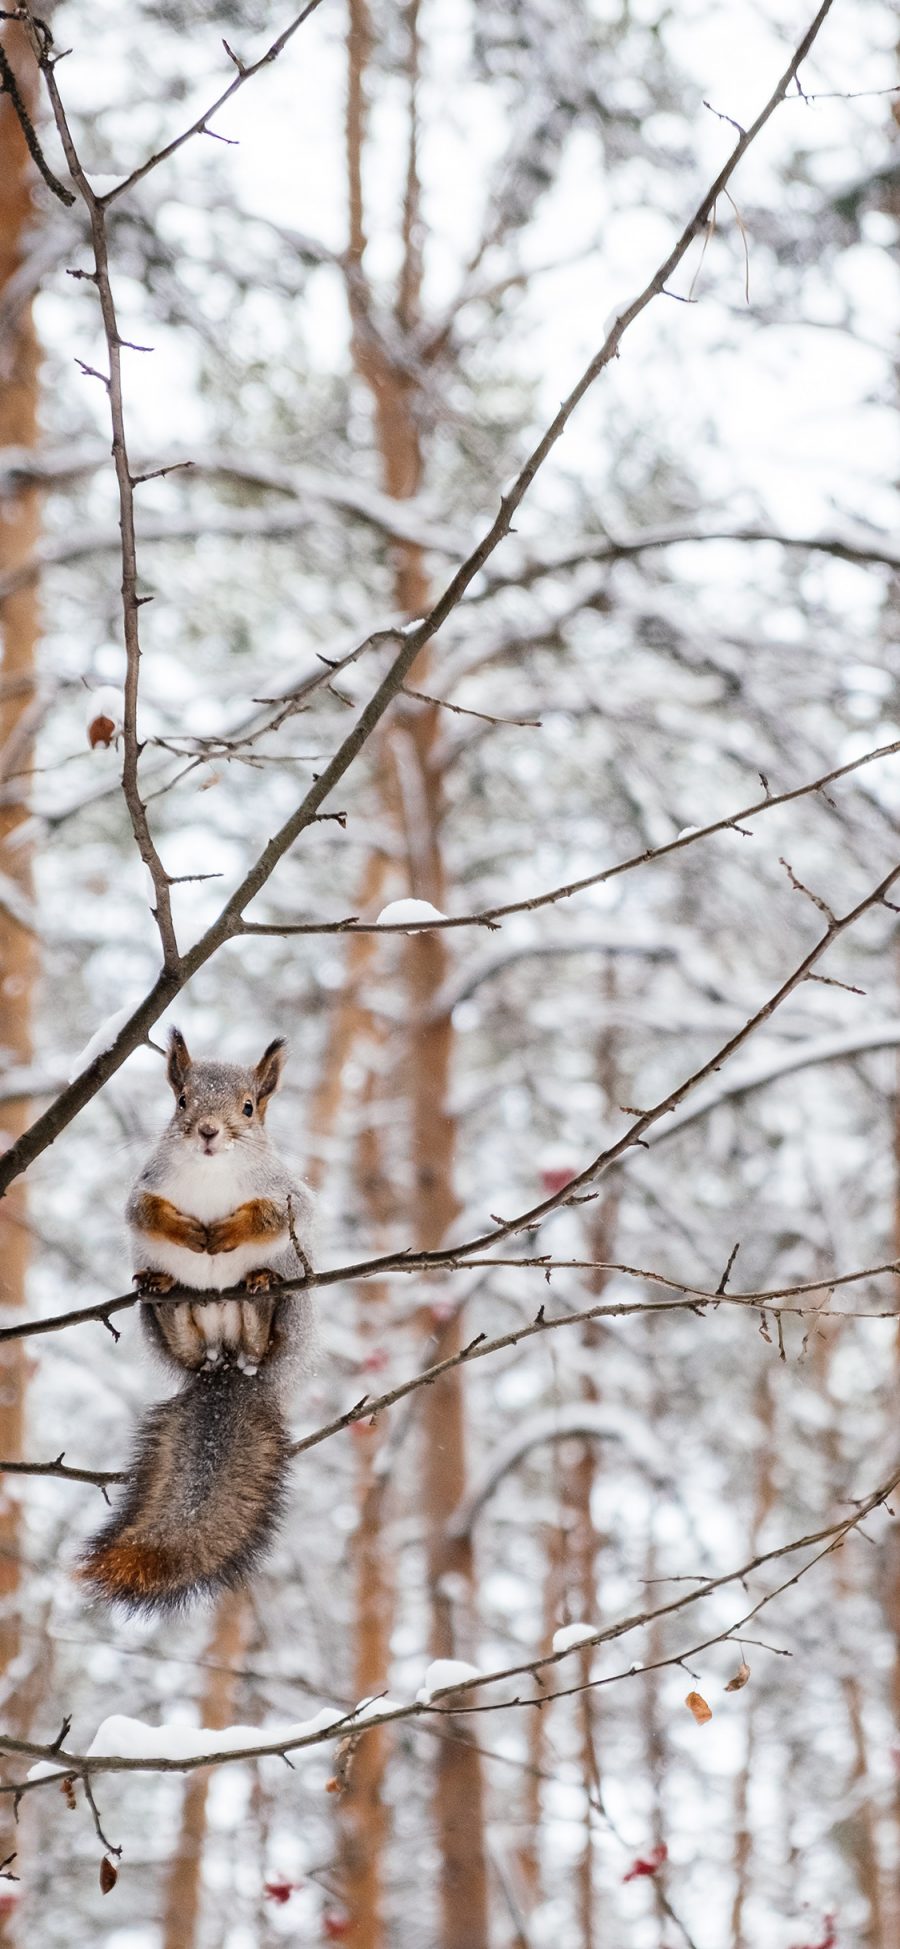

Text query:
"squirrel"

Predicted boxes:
[[81, 1027, 315, 1615]]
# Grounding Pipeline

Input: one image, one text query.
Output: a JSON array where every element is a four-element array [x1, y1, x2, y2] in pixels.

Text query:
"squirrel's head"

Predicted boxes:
[[165, 1027, 286, 1157]]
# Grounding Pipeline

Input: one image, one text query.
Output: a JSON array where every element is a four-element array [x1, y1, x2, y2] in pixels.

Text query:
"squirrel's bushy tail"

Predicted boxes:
[[81, 1368, 291, 1614]]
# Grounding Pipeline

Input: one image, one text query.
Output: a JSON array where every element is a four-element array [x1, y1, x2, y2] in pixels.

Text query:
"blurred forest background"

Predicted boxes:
[[0, 0, 899, 1944]]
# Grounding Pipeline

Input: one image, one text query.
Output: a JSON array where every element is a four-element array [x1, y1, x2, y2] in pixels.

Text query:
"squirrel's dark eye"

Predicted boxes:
[[243, 1100, 254, 1118], [178, 1094, 187, 1111]]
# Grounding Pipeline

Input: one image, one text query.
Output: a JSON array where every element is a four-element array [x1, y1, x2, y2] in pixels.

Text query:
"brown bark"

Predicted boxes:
[[0, 24, 41, 1941], [392, 430, 488, 1949], [395, 497, 488, 1949], [160, 1593, 249, 1949], [520, 1513, 569, 1902], [521, 988, 621, 1942], [336, 1057, 395, 1948], [568, 1257, 613, 1945], [305, 816, 400, 1941], [887, 1003, 900, 1945], [819, 1329, 887, 1947], [639, 1509, 668, 1949], [836, 1597, 887, 1949], [342, 7, 489, 1941], [729, 1367, 775, 1949], [338, 1425, 392, 1948], [569, 1000, 620, 1948], [304, 849, 390, 1195], [572, 1455, 598, 1949]]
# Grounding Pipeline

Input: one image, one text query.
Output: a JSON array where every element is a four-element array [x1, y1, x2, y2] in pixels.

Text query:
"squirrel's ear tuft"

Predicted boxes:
[[167, 1026, 192, 1095], [254, 1037, 287, 1115]]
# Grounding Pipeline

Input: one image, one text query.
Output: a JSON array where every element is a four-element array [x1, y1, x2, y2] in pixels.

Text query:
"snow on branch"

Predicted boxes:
[[238, 736, 900, 940], [2, 1457, 895, 1812]]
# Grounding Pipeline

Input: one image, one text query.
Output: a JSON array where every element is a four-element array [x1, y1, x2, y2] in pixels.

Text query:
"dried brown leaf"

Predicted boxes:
[[685, 1690, 713, 1724], [87, 714, 116, 750], [99, 1856, 118, 1894], [725, 1662, 751, 1692]]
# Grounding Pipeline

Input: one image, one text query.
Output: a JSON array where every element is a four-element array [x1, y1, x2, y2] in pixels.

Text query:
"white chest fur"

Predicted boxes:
[[142, 1236, 274, 1292], [131, 1141, 287, 1292], [154, 1144, 252, 1222]]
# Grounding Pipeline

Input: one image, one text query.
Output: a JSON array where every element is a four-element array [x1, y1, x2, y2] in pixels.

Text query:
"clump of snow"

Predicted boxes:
[[552, 1622, 598, 1654], [374, 898, 448, 930], [352, 1696, 404, 1722], [84, 685, 123, 731], [68, 1003, 137, 1081], [27, 1706, 345, 1779], [416, 1659, 483, 1703], [399, 617, 426, 635], [675, 825, 703, 840]]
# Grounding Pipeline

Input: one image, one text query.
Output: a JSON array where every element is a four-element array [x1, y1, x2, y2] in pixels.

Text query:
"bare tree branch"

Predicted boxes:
[[471, 519, 900, 604], [26, 11, 178, 968], [1, 1454, 894, 1790], [239, 737, 900, 938], [0, 0, 840, 1200], [96, 0, 327, 209], [1, 1245, 896, 1494]]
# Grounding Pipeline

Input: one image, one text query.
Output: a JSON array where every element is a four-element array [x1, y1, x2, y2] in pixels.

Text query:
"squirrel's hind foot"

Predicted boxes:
[[242, 1267, 280, 1294], [135, 1268, 176, 1295]]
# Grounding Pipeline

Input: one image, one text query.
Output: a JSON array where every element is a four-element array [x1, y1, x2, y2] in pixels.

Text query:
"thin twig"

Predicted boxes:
[[97, 0, 328, 208], [239, 738, 900, 937]]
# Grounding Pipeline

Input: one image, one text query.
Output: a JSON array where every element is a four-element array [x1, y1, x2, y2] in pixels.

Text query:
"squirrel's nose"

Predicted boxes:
[[198, 1122, 220, 1143]]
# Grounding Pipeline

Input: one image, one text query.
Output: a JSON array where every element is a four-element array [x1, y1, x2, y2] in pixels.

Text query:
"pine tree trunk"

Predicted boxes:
[[0, 23, 41, 1938], [335, 1051, 396, 1947], [400, 692, 488, 1949], [888, 1016, 900, 1944], [160, 1593, 248, 1949], [342, 6, 489, 1938], [729, 1367, 774, 1949]]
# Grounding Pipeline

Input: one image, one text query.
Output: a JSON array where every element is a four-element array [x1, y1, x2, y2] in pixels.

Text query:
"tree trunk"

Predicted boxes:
[[887, 942, 900, 1942], [160, 1593, 249, 1949], [819, 1326, 886, 1948], [336, 1051, 396, 1947], [342, 6, 489, 1940], [398, 681, 488, 1949], [0, 22, 41, 1939], [729, 1367, 774, 1949]]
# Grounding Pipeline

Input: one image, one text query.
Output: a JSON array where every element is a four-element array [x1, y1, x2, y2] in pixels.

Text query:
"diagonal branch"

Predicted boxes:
[[1, 1456, 895, 1788], [2, 1240, 896, 1490], [98, 0, 327, 209], [0, 0, 839, 1197], [238, 736, 900, 939], [0, 29, 72, 204]]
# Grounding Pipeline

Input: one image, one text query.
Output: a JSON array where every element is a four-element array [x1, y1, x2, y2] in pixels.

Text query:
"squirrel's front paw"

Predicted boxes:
[[181, 1214, 209, 1252], [205, 1214, 237, 1254], [134, 1268, 176, 1295], [242, 1266, 280, 1294]]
